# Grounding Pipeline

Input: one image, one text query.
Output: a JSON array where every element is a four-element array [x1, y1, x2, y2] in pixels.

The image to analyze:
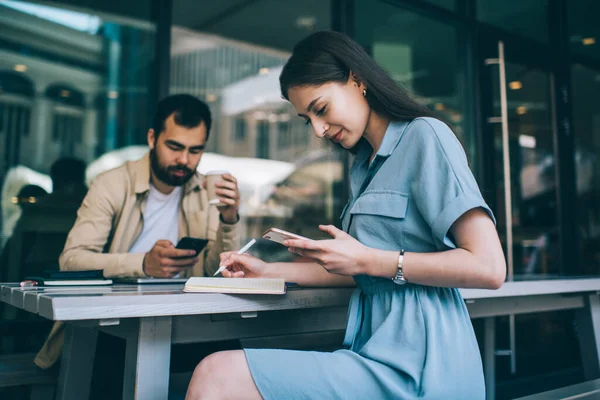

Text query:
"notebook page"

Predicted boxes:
[[185, 277, 284, 292]]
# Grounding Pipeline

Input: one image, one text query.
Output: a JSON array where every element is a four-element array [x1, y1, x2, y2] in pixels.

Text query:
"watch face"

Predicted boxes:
[[393, 277, 407, 285]]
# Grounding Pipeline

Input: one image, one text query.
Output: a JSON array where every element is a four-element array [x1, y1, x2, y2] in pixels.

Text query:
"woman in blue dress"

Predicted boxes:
[[186, 31, 506, 400]]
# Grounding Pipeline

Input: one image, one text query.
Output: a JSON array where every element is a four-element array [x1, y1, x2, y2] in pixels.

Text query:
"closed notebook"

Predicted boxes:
[[26, 270, 112, 286], [25, 278, 113, 286], [183, 277, 286, 294]]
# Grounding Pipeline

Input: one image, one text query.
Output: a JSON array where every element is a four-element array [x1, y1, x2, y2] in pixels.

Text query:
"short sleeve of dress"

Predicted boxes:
[[405, 118, 495, 249]]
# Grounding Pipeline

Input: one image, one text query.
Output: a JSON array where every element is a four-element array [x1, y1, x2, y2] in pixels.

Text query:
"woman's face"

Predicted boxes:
[[287, 77, 370, 149]]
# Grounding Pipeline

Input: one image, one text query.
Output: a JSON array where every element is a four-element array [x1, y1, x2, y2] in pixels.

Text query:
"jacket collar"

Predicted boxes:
[[132, 151, 203, 195]]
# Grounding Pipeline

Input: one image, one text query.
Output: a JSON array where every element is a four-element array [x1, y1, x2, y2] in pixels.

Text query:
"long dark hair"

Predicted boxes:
[[279, 31, 451, 151]]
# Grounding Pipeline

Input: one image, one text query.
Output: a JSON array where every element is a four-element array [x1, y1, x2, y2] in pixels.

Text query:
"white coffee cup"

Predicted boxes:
[[205, 170, 229, 206]]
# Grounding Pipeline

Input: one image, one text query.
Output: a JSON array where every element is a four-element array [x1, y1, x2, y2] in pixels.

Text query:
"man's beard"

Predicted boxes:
[[150, 149, 194, 187]]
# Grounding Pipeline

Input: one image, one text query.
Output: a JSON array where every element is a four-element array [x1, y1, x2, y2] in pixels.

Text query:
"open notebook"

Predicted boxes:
[[183, 277, 286, 294]]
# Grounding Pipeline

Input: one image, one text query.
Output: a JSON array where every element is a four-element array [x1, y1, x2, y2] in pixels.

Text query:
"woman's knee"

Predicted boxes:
[[194, 352, 217, 376], [187, 351, 237, 400]]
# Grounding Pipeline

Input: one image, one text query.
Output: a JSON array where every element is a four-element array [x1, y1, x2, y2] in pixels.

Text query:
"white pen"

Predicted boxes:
[[213, 238, 257, 276]]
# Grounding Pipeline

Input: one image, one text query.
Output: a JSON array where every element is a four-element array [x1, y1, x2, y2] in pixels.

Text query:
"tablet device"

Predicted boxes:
[[114, 278, 188, 284]]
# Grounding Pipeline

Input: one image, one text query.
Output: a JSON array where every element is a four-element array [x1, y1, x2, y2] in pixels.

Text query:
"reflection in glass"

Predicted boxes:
[[354, 0, 473, 168], [477, 0, 548, 43], [0, 0, 155, 262], [490, 63, 558, 278], [572, 64, 600, 275], [419, 0, 455, 11], [567, 0, 600, 61], [170, 0, 340, 261]]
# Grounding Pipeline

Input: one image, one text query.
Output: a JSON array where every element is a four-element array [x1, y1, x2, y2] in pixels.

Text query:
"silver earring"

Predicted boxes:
[[363, 88, 367, 97]]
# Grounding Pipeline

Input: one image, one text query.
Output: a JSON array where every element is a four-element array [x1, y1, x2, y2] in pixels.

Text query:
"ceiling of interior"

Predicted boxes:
[[172, 0, 330, 52]]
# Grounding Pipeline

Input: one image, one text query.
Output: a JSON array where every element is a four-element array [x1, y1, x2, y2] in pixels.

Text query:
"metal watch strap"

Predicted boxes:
[[393, 249, 407, 284]]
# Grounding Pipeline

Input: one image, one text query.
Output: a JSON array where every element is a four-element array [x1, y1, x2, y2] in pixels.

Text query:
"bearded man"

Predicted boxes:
[[35, 94, 240, 370]]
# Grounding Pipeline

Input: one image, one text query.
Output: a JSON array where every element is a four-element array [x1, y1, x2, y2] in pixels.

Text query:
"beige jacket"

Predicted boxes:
[[34, 152, 239, 368]]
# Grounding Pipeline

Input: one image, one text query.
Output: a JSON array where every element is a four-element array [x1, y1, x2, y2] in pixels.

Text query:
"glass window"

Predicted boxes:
[[22, 108, 30, 137], [572, 64, 600, 275], [354, 0, 474, 167], [278, 119, 290, 149], [0, 0, 155, 271], [0, 0, 156, 354], [490, 62, 558, 278], [171, 0, 342, 261], [568, 0, 600, 61], [172, 0, 330, 51], [234, 117, 246, 141], [477, 0, 548, 43], [293, 118, 310, 147], [256, 120, 270, 159]]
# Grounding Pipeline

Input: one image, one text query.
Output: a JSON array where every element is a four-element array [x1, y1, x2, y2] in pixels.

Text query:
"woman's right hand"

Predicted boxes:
[[218, 251, 269, 278]]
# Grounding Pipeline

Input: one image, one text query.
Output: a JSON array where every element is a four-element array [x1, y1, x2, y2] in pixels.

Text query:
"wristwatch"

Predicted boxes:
[[392, 249, 407, 285]]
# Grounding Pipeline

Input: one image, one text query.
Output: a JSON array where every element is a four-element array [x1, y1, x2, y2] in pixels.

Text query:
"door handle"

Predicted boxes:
[[484, 40, 517, 374]]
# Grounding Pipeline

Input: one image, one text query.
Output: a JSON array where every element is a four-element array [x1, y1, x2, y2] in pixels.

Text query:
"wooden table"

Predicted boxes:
[[2, 279, 600, 400]]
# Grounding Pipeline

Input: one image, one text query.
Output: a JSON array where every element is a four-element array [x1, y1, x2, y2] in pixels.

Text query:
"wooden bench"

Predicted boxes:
[[0, 353, 56, 399], [516, 378, 600, 399]]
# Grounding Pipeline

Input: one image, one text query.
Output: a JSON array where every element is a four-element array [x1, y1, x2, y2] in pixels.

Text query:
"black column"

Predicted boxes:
[[150, 0, 172, 107], [548, 0, 579, 275], [332, 0, 355, 226]]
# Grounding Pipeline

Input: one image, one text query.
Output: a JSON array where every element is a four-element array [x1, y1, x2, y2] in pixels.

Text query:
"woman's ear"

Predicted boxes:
[[349, 71, 363, 88]]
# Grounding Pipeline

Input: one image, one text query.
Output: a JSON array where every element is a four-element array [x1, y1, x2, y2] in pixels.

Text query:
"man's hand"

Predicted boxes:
[[143, 240, 199, 278], [207, 173, 240, 224]]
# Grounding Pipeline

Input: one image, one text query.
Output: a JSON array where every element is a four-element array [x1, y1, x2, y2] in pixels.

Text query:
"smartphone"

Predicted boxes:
[[262, 228, 310, 245], [175, 237, 209, 256]]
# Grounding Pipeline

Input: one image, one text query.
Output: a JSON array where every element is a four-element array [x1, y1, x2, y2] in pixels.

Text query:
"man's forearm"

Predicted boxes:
[[60, 248, 146, 278]]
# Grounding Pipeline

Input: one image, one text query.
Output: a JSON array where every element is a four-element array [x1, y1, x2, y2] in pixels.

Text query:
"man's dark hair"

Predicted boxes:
[[50, 157, 86, 189], [152, 94, 212, 141]]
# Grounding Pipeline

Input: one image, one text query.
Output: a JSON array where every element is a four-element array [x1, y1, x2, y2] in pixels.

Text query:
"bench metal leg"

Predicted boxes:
[[56, 324, 98, 400], [123, 317, 172, 400], [576, 293, 600, 380], [483, 317, 496, 400]]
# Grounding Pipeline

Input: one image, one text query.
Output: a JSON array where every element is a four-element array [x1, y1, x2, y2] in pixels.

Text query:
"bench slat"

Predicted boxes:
[[516, 379, 600, 399]]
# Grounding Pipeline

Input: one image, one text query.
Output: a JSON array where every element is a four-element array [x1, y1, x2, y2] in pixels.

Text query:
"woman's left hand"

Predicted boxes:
[[283, 225, 370, 276]]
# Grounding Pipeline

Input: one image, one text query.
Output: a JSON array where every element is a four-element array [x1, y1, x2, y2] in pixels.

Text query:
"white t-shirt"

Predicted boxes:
[[129, 184, 181, 253]]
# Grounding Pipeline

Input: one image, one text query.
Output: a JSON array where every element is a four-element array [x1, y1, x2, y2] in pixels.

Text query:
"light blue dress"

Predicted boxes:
[[244, 118, 493, 399]]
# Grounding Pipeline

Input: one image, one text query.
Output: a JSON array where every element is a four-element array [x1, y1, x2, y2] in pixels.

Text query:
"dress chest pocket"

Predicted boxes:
[[348, 191, 408, 247]]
